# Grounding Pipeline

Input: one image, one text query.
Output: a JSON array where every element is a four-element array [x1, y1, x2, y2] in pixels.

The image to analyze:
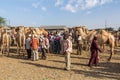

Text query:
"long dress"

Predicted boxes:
[[88, 39, 101, 66]]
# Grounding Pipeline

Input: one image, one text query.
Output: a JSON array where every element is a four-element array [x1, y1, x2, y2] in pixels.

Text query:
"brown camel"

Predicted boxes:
[[0, 28, 11, 56], [74, 26, 90, 50], [74, 26, 115, 61], [87, 30, 115, 61], [15, 26, 26, 56], [97, 30, 115, 61]]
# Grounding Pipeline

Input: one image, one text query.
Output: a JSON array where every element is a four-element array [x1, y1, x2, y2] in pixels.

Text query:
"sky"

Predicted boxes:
[[0, 0, 120, 29]]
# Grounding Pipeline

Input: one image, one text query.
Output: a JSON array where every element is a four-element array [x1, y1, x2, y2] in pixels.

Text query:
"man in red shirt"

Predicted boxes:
[[30, 34, 39, 61]]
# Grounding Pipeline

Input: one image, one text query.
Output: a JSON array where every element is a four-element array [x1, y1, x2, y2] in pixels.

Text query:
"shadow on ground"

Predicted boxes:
[[73, 62, 120, 80], [49, 59, 87, 66], [20, 62, 64, 71]]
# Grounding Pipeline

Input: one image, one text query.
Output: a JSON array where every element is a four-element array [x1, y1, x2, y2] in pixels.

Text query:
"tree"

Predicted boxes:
[[118, 27, 120, 31], [105, 27, 114, 31], [0, 16, 6, 26]]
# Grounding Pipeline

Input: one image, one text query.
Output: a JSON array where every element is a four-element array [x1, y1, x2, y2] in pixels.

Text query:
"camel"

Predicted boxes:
[[74, 26, 90, 50], [112, 31, 119, 47], [74, 26, 115, 61], [25, 27, 50, 54], [0, 27, 3, 43], [10, 26, 49, 56], [98, 30, 115, 61], [15, 26, 26, 56], [24, 27, 48, 38], [0, 28, 11, 56], [88, 30, 115, 60]]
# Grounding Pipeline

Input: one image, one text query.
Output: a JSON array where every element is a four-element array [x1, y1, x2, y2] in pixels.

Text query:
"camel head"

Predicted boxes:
[[74, 26, 89, 41], [3, 28, 7, 34]]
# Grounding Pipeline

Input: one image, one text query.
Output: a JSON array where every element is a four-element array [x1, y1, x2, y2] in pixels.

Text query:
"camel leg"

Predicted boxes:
[[87, 43, 90, 51], [100, 44, 105, 52], [108, 51, 112, 61], [115, 39, 118, 47], [103, 44, 106, 52], [85, 41, 88, 51], [108, 47, 114, 61], [22, 47, 25, 57], [2, 45, 5, 56], [1, 45, 3, 56], [19, 47, 21, 56], [6, 43, 9, 56], [3, 46, 5, 55], [17, 44, 19, 54], [7, 46, 10, 56], [86, 42, 90, 51], [17, 44, 20, 56]]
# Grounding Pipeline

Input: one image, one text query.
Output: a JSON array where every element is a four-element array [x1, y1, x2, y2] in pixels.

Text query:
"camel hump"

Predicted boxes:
[[107, 34, 115, 47]]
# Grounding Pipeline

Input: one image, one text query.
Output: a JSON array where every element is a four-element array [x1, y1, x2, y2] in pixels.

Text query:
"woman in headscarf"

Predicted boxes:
[[88, 35, 102, 67]]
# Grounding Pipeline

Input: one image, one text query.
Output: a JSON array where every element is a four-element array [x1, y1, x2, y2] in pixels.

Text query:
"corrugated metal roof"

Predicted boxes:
[[40, 25, 67, 29]]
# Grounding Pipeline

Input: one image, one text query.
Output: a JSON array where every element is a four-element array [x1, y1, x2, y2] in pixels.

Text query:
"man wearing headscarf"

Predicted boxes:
[[88, 35, 102, 67]]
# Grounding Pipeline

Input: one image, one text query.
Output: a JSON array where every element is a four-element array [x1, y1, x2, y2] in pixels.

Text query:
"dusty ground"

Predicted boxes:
[[0, 46, 120, 80]]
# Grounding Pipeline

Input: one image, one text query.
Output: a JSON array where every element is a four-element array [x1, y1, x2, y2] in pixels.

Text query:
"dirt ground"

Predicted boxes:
[[0, 47, 120, 80]]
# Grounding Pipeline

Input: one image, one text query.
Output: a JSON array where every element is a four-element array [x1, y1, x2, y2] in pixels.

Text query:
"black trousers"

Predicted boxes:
[[41, 48, 47, 59], [77, 44, 82, 55], [11, 38, 14, 46], [26, 49, 31, 59]]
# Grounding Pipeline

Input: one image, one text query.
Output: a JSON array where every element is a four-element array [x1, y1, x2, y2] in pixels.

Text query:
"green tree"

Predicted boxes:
[[105, 27, 114, 31], [118, 27, 120, 31], [0, 16, 6, 26]]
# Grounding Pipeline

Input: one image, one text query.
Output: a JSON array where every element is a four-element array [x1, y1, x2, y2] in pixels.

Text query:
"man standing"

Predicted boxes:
[[88, 35, 102, 67], [54, 35, 61, 54], [77, 35, 82, 55], [25, 34, 31, 59], [40, 35, 49, 60], [49, 33, 55, 53], [63, 35, 72, 71], [30, 34, 39, 61]]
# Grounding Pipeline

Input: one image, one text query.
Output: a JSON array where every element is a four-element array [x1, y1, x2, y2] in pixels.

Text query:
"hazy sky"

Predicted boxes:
[[0, 0, 120, 29]]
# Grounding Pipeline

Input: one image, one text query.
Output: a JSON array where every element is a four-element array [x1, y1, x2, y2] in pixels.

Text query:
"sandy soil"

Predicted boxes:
[[0, 47, 120, 80]]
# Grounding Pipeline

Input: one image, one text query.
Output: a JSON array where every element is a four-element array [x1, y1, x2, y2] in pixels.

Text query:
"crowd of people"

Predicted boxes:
[[9, 29, 102, 71], [24, 30, 74, 70]]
